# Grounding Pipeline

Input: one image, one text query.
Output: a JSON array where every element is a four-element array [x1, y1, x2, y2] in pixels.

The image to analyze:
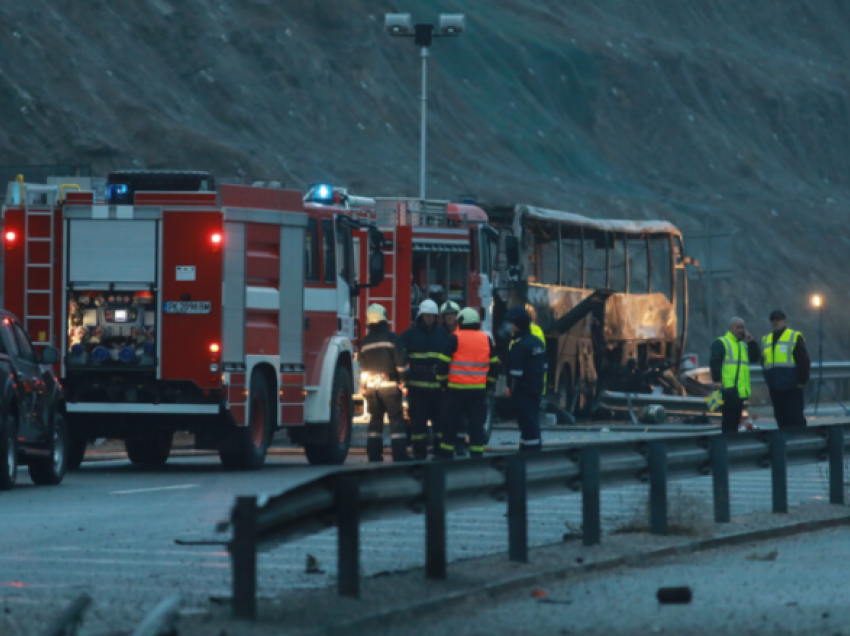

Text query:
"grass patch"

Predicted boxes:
[[611, 485, 711, 536]]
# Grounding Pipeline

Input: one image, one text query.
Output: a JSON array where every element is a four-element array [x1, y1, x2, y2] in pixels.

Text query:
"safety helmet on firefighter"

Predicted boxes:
[[366, 303, 388, 325], [418, 299, 439, 317], [440, 300, 460, 315], [457, 307, 480, 326]]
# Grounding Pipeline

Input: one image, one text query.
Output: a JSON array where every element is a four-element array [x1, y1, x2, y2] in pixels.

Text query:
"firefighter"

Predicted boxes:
[[360, 303, 412, 463], [401, 299, 448, 459], [436, 307, 500, 459], [761, 309, 810, 429], [440, 300, 461, 334], [506, 307, 546, 451]]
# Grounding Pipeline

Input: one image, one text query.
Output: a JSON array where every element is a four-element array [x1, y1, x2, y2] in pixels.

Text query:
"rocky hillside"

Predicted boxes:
[[2, 0, 850, 357]]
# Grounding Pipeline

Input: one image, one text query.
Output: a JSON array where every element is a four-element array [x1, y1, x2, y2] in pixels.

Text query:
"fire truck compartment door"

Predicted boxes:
[[68, 220, 158, 283]]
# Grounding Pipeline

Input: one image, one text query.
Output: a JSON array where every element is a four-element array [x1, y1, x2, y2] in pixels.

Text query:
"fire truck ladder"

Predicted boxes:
[[23, 185, 58, 346]]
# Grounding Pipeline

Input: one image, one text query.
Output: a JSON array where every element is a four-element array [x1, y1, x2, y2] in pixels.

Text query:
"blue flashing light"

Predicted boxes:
[[106, 183, 129, 204], [119, 346, 137, 363], [70, 343, 83, 355], [92, 346, 109, 363], [315, 184, 332, 200]]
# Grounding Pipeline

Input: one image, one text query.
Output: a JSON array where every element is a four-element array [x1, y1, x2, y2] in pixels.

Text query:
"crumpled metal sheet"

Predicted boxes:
[[514, 204, 682, 238], [527, 283, 676, 342]]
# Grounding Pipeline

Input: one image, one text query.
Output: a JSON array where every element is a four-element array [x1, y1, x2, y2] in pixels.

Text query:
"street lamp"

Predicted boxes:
[[806, 293, 849, 415], [385, 12, 466, 199]]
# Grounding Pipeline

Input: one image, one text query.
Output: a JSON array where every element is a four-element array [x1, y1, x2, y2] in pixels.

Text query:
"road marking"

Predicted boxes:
[[109, 484, 200, 495]]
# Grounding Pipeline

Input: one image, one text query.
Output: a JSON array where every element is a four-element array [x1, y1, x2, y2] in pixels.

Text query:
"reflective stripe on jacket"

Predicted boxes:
[[719, 331, 751, 399], [761, 328, 802, 391], [401, 321, 448, 390]]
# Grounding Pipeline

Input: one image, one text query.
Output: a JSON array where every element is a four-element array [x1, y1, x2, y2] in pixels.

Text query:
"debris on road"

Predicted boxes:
[[656, 586, 692, 604], [745, 549, 778, 561]]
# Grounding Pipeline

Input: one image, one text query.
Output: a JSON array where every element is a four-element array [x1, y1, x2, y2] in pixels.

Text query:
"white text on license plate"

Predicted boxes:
[[164, 301, 212, 314]]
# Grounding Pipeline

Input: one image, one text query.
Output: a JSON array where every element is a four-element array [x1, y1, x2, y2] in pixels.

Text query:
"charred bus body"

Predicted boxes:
[[493, 205, 694, 417]]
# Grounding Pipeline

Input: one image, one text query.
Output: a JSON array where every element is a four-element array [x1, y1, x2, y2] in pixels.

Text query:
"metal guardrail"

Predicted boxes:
[[750, 361, 850, 384], [223, 423, 849, 619]]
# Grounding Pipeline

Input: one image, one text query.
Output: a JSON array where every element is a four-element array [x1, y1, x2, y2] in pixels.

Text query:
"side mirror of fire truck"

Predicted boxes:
[[505, 235, 520, 267], [369, 249, 385, 286]]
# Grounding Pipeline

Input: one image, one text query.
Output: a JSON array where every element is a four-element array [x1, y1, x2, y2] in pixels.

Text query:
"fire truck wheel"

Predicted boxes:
[[0, 412, 19, 491], [29, 413, 68, 486], [304, 366, 353, 465], [66, 426, 87, 471], [220, 371, 273, 470], [126, 432, 173, 466]]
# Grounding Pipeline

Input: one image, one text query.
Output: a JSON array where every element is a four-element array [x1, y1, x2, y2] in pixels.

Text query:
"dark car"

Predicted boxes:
[[0, 310, 68, 489]]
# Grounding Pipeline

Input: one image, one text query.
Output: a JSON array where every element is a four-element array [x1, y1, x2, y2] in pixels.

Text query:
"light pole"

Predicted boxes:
[[385, 13, 466, 200], [806, 293, 849, 415]]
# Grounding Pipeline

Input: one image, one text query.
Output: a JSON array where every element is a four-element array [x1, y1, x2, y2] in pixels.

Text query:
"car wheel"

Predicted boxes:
[[304, 366, 353, 465], [66, 424, 88, 471], [0, 413, 18, 490], [219, 370, 273, 470], [126, 432, 173, 466], [29, 413, 68, 486]]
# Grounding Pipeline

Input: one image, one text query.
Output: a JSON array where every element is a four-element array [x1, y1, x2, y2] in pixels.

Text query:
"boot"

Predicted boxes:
[[391, 438, 412, 462], [367, 437, 384, 463]]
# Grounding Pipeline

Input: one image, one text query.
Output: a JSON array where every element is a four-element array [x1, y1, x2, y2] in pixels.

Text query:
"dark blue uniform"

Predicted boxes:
[[506, 329, 545, 451]]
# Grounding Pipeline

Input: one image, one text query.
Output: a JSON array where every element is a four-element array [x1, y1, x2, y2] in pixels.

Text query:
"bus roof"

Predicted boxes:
[[516, 204, 682, 238]]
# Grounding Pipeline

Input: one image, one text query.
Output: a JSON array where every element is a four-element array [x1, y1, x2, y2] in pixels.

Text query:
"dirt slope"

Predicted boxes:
[[1, 0, 849, 357]]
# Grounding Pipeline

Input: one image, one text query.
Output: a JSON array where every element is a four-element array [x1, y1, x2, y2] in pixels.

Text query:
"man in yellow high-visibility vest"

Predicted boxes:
[[761, 309, 810, 429], [709, 317, 761, 434]]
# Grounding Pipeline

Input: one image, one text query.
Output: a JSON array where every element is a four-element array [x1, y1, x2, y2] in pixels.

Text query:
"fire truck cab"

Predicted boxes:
[[1, 172, 383, 470]]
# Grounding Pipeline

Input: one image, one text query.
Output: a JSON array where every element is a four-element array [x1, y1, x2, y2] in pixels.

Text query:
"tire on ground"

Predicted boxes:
[[0, 412, 19, 490], [219, 370, 273, 471], [65, 422, 87, 471], [304, 366, 353, 465], [29, 413, 68, 486], [126, 431, 174, 466]]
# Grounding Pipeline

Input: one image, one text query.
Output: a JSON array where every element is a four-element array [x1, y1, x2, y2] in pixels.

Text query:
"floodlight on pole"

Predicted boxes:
[[806, 292, 849, 415], [385, 13, 466, 200]]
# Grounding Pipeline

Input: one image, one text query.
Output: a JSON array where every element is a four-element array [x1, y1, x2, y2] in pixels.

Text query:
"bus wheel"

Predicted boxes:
[[305, 366, 353, 465], [220, 371, 273, 470]]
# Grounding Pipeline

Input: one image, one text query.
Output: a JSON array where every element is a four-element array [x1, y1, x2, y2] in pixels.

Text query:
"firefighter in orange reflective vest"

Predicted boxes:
[[435, 307, 500, 459]]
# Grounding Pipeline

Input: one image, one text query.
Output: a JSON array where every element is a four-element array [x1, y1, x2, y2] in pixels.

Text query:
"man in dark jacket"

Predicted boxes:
[[710, 316, 761, 434], [401, 299, 448, 459], [761, 309, 811, 428], [360, 303, 411, 462], [506, 307, 546, 452]]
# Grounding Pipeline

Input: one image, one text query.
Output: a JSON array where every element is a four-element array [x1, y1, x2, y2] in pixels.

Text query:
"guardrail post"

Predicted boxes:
[[230, 496, 258, 620], [337, 475, 360, 598], [581, 448, 601, 546], [828, 426, 845, 505], [710, 435, 731, 523], [424, 463, 447, 579], [770, 430, 788, 514], [649, 441, 668, 535], [507, 455, 528, 563]]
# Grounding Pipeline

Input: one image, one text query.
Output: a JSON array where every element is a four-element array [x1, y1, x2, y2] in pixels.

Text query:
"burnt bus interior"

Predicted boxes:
[[410, 247, 468, 325], [497, 209, 689, 415]]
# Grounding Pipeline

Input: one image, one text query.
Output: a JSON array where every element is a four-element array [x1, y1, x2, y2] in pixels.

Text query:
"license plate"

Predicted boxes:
[[164, 301, 212, 314]]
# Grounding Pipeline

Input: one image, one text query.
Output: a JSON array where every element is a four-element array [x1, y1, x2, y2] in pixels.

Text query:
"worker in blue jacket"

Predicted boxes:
[[505, 307, 546, 452]]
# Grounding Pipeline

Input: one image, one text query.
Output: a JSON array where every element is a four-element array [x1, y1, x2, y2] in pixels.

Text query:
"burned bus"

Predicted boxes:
[[494, 205, 693, 416]]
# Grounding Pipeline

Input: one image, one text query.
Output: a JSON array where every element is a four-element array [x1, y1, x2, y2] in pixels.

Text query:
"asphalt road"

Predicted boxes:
[[368, 525, 850, 636], [0, 424, 840, 634]]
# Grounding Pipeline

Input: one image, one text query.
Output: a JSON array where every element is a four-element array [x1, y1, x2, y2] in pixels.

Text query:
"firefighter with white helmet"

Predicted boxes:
[[435, 307, 500, 459], [440, 300, 461, 334], [401, 299, 449, 459], [359, 303, 411, 462]]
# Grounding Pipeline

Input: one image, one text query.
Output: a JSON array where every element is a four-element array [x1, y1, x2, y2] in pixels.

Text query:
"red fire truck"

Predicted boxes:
[[1, 171, 384, 470], [302, 187, 499, 336]]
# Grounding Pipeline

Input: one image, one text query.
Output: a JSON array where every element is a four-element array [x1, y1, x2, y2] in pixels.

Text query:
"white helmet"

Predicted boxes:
[[418, 299, 439, 317], [366, 303, 387, 325], [440, 300, 461, 315]]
